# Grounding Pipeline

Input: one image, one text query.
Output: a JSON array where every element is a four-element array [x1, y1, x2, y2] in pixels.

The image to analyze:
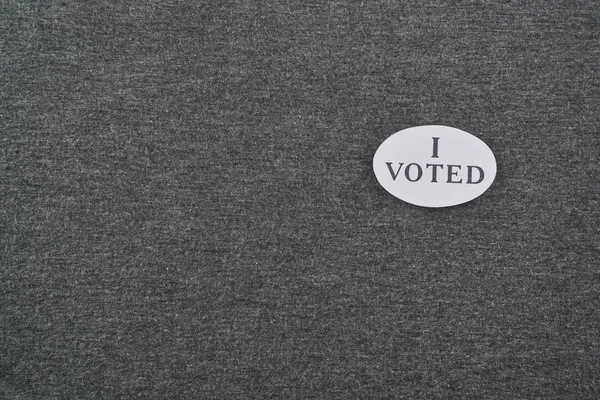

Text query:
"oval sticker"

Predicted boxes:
[[373, 125, 496, 208]]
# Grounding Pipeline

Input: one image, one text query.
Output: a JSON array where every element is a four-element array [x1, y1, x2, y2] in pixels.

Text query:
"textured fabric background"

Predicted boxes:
[[2, 1, 599, 398]]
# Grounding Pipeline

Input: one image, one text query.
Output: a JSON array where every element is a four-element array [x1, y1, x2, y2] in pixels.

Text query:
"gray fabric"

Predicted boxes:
[[2, 1, 599, 398]]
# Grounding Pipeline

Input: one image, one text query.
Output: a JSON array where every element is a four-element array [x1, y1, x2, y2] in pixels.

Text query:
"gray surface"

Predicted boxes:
[[2, 1, 600, 398]]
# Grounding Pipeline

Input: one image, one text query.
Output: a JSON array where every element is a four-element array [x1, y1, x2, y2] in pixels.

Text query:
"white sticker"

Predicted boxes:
[[373, 125, 497, 208]]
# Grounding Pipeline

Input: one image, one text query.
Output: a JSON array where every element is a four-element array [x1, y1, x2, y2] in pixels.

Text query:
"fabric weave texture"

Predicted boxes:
[[2, 1, 600, 398]]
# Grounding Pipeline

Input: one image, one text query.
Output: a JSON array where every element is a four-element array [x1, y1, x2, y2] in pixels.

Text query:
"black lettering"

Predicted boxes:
[[447, 165, 462, 183], [385, 162, 404, 181], [405, 163, 423, 182], [467, 165, 484, 184], [431, 137, 440, 158], [426, 163, 444, 183]]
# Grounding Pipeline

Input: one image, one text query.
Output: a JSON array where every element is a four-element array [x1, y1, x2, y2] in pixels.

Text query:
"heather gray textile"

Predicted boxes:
[[2, 1, 599, 398]]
